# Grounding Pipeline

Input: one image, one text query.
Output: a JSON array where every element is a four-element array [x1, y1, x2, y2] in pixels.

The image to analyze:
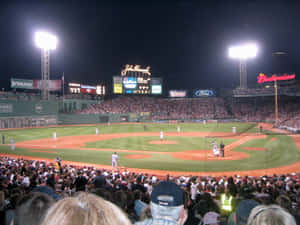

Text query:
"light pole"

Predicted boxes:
[[229, 43, 258, 89], [35, 31, 57, 100]]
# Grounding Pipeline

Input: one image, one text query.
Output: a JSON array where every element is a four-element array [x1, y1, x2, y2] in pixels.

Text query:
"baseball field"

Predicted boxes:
[[1, 122, 300, 176]]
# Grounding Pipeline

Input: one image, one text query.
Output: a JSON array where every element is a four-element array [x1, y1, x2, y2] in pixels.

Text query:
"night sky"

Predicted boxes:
[[1, 0, 300, 93]]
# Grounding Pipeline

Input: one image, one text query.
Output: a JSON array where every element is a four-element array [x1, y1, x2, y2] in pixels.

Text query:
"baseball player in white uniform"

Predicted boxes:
[[53, 132, 57, 141], [160, 131, 164, 141], [212, 141, 219, 157], [112, 152, 119, 168]]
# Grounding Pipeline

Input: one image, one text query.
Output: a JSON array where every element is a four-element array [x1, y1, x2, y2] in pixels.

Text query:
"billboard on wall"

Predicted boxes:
[[257, 73, 296, 83], [34, 80, 62, 91], [151, 85, 162, 94], [113, 76, 122, 83], [11, 78, 62, 90], [113, 83, 123, 94], [193, 89, 215, 97], [123, 77, 137, 89], [11, 79, 34, 89], [151, 78, 162, 95], [69, 83, 106, 95], [169, 90, 187, 98]]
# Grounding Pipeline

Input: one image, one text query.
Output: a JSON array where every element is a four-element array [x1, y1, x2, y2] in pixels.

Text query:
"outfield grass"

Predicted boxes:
[[0, 122, 299, 172]]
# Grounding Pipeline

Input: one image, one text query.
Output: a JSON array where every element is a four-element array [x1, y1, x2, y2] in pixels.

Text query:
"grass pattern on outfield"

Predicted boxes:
[[0, 122, 258, 143], [0, 123, 299, 172]]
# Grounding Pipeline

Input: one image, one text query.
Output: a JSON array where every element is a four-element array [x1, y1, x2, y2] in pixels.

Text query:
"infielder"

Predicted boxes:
[[111, 152, 119, 168], [10, 139, 15, 151], [160, 131, 164, 141], [212, 141, 219, 157]]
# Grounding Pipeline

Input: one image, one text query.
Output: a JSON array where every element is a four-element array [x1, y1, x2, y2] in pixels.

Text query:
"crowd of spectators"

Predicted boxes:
[[1, 156, 300, 225], [76, 96, 231, 120], [76, 95, 300, 130]]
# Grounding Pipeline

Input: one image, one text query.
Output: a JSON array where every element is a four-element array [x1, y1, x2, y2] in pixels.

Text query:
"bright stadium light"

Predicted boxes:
[[35, 31, 58, 100], [229, 43, 258, 89], [35, 31, 57, 50], [229, 43, 257, 59]]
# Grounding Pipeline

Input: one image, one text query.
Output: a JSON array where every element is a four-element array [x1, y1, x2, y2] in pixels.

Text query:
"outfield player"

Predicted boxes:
[[112, 152, 119, 168], [96, 128, 99, 135], [53, 132, 57, 141], [177, 125, 181, 132]]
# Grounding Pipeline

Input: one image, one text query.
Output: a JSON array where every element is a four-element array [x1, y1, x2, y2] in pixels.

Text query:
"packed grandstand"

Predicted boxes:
[[74, 95, 300, 131], [0, 156, 299, 225]]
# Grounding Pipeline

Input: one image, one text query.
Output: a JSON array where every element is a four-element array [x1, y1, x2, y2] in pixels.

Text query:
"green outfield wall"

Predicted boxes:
[[0, 100, 58, 117], [59, 99, 101, 113], [57, 113, 146, 124]]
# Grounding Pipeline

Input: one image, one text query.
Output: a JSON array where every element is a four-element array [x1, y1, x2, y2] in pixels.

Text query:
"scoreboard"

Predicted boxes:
[[113, 64, 162, 95], [113, 76, 162, 95], [69, 83, 106, 95]]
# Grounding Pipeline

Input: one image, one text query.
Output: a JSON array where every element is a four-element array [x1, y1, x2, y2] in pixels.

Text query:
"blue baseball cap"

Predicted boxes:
[[151, 181, 184, 207]]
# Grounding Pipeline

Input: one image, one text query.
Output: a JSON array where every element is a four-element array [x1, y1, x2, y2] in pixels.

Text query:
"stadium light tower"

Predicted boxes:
[[35, 31, 57, 100], [229, 43, 258, 89]]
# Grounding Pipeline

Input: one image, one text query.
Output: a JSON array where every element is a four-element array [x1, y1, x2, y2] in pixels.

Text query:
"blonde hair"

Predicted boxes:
[[41, 192, 132, 225], [247, 204, 296, 225]]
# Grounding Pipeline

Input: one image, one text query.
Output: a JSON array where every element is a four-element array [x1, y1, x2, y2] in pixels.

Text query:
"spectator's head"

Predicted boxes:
[[150, 181, 185, 222], [14, 192, 55, 225], [247, 204, 297, 225], [203, 211, 220, 225], [235, 199, 259, 225], [41, 192, 132, 225], [239, 185, 255, 199], [275, 194, 293, 214]]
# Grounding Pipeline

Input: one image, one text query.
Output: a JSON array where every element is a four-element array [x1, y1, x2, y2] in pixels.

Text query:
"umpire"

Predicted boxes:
[[220, 141, 225, 157]]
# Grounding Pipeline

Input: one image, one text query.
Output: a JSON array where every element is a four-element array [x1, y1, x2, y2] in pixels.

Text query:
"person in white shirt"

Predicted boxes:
[[53, 132, 57, 141], [191, 179, 199, 202], [95, 128, 99, 135], [111, 152, 119, 168], [177, 126, 181, 132]]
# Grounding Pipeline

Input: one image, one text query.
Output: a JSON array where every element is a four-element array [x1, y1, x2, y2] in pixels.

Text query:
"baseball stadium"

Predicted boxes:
[[3, 3, 300, 225], [1, 64, 300, 178]]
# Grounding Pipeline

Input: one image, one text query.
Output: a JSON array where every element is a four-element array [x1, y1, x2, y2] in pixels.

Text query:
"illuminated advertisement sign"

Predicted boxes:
[[11, 78, 62, 90], [69, 83, 105, 95], [169, 90, 187, 98], [151, 85, 162, 94], [125, 89, 133, 94], [96, 86, 105, 95], [137, 77, 149, 84], [257, 73, 296, 83], [123, 77, 137, 89], [113, 83, 123, 94], [121, 64, 151, 76], [193, 89, 215, 97]]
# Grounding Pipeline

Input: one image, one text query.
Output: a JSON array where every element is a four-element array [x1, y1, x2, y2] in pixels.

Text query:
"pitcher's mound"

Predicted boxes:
[[125, 154, 152, 159], [149, 140, 178, 144]]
